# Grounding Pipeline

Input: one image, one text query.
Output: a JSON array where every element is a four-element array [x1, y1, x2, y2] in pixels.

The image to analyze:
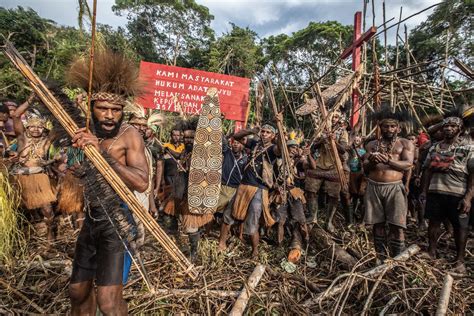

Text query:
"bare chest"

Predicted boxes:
[[100, 137, 127, 164]]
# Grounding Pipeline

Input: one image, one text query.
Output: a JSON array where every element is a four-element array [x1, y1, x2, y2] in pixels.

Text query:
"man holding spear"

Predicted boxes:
[[305, 110, 349, 232], [67, 49, 149, 315]]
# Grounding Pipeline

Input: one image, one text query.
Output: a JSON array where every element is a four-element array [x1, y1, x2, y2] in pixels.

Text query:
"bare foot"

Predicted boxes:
[[326, 222, 335, 233], [419, 251, 436, 260], [451, 262, 466, 275], [218, 240, 227, 252], [251, 250, 259, 259]]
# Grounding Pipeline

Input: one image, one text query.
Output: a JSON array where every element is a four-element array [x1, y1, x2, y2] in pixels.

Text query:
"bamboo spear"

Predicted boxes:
[[267, 78, 294, 200], [3, 41, 198, 280]]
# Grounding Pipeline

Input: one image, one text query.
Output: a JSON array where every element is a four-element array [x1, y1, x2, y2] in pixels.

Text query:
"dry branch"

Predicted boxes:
[[304, 244, 420, 307], [0, 278, 45, 314], [229, 264, 266, 316], [311, 227, 357, 268]]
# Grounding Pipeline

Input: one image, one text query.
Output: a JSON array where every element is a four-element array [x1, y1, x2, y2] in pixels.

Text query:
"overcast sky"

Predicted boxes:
[[3, 0, 437, 44]]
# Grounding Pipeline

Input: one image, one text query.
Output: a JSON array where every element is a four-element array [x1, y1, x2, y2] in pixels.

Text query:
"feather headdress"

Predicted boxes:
[[67, 49, 143, 106], [124, 101, 165, 132], [369, 105, 411, 125]]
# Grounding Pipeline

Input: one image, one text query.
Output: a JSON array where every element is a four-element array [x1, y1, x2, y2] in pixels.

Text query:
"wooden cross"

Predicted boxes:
[[339, 11, 376, 128]]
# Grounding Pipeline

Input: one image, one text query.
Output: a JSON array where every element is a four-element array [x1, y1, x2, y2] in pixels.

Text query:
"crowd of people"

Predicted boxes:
[[0, 49, 472, 315]]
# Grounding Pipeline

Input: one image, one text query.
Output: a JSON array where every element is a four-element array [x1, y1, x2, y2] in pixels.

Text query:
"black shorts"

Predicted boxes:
[[425, 193, 469, 229], [70, 217, 125, 286]]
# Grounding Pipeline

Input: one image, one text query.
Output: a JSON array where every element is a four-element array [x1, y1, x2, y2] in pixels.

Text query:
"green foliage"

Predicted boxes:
[[408, 0, 473, 78], [0, 6, 141, 101], [0, 6, 57, 99], [208, 23, 264, 78], [263, 21, 352, 87], [113, 0, 215, 67]]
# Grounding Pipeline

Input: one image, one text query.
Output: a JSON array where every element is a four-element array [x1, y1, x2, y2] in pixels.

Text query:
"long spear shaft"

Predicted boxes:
[[3, 41, 198, 281], [85, 0, 98, 133], [267, 78, 294, 201]]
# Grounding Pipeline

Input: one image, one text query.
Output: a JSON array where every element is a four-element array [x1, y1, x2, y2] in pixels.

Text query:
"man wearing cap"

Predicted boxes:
[[218, 123, 280, 257], [421, 116, 474, 274]]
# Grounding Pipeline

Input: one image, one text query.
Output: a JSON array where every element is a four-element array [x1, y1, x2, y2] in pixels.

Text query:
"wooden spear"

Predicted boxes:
[[267, 78, 294, 199], [85, 0, 97, 133], [3, 41, 199, 281]]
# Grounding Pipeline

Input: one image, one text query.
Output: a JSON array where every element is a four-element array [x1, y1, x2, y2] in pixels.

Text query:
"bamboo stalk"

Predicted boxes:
[[395, 77, 426, 132], [3, 41, 198, 281], [267, 78, 295, 192]]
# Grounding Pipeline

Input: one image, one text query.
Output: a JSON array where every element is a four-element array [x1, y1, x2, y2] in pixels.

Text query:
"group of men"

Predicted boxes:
[[1, 48, 472, 315]]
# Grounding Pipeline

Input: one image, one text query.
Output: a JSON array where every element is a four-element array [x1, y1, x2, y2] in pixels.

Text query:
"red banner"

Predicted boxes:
[[138, 62, 251, 122]]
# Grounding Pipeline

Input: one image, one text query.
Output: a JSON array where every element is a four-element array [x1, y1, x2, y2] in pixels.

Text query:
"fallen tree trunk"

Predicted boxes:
[[311, 227, 358, 268], [229, 264, 266, 316], [435, 273, 453, 316], [304, 244, 420, 307]]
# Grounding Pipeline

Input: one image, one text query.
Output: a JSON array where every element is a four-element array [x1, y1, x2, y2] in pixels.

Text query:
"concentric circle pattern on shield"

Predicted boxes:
[[188, 87, 223, 214]]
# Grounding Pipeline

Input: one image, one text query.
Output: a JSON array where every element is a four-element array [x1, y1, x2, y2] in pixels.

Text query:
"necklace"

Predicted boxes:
[[375, 137, 398, 155]]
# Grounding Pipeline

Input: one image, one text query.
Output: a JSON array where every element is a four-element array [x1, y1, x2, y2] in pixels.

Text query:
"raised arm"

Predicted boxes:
[[12, 95, 35, 137], [232, 128, 257, 145]]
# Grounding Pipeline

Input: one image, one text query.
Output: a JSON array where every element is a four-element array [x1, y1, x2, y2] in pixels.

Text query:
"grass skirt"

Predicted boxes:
[[57, 172, 84, 214], [15, 173, 56, 210]]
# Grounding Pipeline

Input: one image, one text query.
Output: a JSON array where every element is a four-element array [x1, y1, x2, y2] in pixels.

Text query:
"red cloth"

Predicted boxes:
[[417, 132, 429, 146]]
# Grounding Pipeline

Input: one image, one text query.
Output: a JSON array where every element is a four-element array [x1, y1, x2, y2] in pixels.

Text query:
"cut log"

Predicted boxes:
[[303, 244, 420, 307], [435, 273, 454, 316], [229, 264, 266, 316], [311, 227, 357, 268]]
